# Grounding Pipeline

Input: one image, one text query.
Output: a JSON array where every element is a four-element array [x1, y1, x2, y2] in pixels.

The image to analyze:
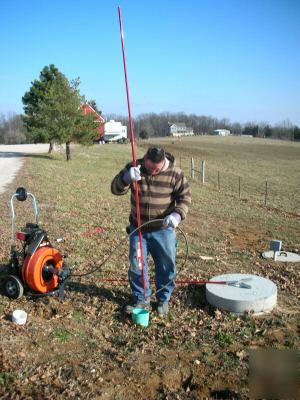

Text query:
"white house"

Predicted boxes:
[[169, 123, 194, 137], [211, 129, 231, 136]]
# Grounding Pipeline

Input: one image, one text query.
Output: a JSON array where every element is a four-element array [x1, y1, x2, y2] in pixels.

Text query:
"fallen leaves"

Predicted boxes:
[[236, 350, 247, 361], [81, 227, 106, 237], [0, 144, 299, 399]]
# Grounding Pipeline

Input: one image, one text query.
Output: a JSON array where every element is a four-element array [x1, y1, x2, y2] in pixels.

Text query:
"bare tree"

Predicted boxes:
[[102, 111, 297, 141], [0, 112, 27, 144]]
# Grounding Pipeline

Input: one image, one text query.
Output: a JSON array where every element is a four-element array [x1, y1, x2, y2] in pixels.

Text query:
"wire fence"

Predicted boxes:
[[179, 156, 300, 216]]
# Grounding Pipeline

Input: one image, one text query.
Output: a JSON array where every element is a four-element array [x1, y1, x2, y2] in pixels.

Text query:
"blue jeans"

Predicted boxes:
[[128, 226, 177, 304]]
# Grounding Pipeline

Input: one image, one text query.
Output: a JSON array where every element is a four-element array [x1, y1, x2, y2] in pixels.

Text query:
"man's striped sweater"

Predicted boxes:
[[111, 152, 191, 230]]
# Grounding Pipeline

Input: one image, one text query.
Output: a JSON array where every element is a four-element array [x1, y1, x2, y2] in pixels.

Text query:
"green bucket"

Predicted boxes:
[[132, 308, 150, 327]]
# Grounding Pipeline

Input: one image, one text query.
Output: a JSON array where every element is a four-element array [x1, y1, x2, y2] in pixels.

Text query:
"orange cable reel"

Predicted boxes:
[[22, 247, 63, 293]]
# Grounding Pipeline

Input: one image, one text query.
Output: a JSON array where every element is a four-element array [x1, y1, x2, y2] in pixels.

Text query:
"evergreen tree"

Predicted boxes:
[[89, 99, 102, 115], [22, 64, 62, 147], [32, 74, 98, 160], [264, 125, 273, 138], [243, 125, 258, 136], [294, 126, 300, 141], [139, 129, 149, 139]]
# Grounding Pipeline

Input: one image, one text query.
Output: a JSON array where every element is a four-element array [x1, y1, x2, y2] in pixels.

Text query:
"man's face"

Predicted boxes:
[[144, 157, 165, 176]]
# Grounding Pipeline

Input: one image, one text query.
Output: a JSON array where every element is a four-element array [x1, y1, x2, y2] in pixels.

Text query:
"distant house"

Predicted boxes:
[[82, 103, 105, 141], [211, 129, 231, 136], [169, 123, 194, 137]]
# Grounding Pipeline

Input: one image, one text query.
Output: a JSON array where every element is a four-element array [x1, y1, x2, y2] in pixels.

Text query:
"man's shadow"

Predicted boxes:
[[66, 280, 130, 304], [178, 284, 215, 315], [0, 268, 130, 317], [66, 280, 131, 321]]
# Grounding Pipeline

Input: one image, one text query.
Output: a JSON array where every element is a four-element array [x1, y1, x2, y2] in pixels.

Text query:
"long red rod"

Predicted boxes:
[[118, 6, 147, 299]]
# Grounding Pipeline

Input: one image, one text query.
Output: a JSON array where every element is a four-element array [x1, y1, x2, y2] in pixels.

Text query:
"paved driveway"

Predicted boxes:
[[0, 144, 49, 196]]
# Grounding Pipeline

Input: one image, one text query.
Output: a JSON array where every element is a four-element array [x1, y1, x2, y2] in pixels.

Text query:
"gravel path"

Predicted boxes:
[[0, 144, 49, 196]]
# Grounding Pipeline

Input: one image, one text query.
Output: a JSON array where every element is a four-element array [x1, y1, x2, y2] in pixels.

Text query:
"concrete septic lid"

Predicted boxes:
[[206, 273, 277, 315], [262, 251, 300, 262]]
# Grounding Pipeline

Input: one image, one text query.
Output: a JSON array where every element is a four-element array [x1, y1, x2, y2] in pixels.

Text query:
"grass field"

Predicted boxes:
[[0, 136, 299, 399]]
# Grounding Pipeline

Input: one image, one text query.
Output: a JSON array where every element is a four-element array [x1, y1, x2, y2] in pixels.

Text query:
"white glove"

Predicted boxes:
[[130, 166, 142, 182], [123, 165, 142, 184], [163, 212, 181, 229]]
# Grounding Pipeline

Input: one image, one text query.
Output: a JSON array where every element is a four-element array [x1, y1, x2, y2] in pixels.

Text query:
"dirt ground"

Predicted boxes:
[[0, 143, 299, 399], [1, 221, 298, 399]]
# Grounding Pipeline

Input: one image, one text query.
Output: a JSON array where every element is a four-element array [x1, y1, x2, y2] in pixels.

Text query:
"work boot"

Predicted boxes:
[[157, 302, 169, 316], [125, 301, 150, 315]]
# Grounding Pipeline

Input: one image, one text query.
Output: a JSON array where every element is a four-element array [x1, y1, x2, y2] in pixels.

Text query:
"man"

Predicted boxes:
[[111, 146, 191, 316]]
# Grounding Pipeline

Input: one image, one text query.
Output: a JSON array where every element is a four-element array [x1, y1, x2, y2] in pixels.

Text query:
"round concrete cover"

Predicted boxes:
[[206, 273, 277, 314], [262, 251, 300, 262]]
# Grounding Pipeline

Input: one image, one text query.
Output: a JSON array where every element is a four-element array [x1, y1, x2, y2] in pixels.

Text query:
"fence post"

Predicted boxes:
[[264, 180, 268, 206], [238, 176, 241, 199], [201, 160, 205, 185], [191, 157, 194, 179], [218, 171, 220, 191]]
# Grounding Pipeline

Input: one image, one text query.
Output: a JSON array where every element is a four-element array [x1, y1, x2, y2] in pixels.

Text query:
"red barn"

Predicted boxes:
[[82, 103, 105, 141]]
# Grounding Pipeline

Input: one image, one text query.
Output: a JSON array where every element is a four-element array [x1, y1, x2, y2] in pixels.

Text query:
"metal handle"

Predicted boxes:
[[10, 191, 39, 247]]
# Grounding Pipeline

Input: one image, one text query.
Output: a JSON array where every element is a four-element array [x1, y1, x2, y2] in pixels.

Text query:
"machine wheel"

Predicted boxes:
[[22, 247, 63, 293], [3, 275, 24, 299]]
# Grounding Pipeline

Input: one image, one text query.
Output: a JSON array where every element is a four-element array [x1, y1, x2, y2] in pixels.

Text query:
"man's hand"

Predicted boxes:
[[163, 212, 181, 229], [123, 166, 142, 184]]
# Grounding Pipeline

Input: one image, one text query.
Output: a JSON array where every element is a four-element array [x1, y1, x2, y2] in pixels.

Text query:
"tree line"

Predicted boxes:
[[105, 112, 300, 141], [0, 113, 27, 144], [1, 64, 299, 157], [2, 111, 299, 146]]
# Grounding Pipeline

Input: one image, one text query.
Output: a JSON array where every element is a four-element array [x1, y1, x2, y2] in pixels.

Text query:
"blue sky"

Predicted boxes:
[[1, 0, 300, 125]]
